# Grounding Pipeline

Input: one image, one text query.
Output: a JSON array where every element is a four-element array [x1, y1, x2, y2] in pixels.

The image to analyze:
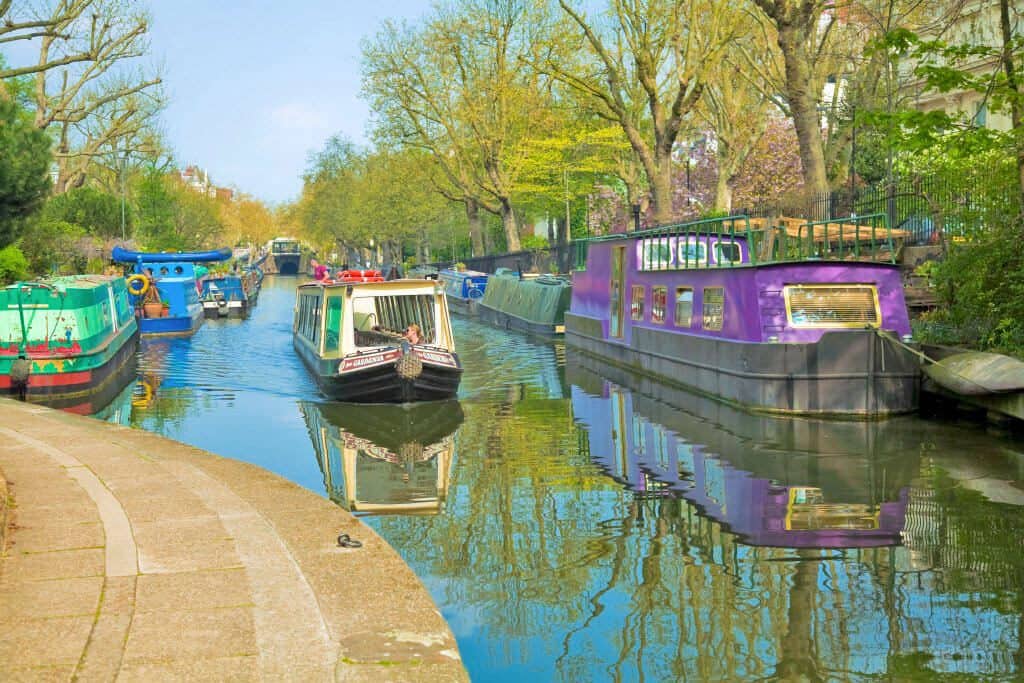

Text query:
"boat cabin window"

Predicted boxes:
[[783, 285, 880, 328], [638, 240, 673, 271], [630, 285, 645, 321], [702, 287, 724, 331], [324, 296, 343, 353], [712, 241, 742, 264], [174, 266, 184, 274], [678, 240, 707, 267], [353, 294, 436, 347], [296, 292, 322, 342], [651, 287, 667, 324], [674, 287, 693, 327]]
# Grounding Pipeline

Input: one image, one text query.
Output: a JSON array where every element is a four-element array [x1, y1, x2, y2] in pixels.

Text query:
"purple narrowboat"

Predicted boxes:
[[566, 214, 920, 418]]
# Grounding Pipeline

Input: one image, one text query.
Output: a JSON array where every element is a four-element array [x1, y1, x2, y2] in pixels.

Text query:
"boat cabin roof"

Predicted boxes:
[[298, 278, 442, 297]]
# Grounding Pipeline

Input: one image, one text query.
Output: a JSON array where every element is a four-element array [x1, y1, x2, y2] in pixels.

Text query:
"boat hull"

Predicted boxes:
[[294, 339, 462, 403], [566, 312, 919, 418], [478, 303, 564, 337], [0, 326, 139, 407], [446, 296, 479, 317], [139, 304, 205, 336]]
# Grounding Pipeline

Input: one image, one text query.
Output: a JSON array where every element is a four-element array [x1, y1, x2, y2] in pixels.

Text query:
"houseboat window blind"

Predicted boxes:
[[651, 287, 667, 324], [674, 287, 693, 327], [783, 285, 880, 327], [702, 287, 724, 331], [630, 285, 645, 320]]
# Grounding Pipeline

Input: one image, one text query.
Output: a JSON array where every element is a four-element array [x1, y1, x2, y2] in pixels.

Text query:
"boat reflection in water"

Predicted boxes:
[[302, 401, 463, 516], [568, 353, 919, 549]]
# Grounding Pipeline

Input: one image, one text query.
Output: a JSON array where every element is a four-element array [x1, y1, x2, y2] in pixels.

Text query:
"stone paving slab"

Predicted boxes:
[[0, 398, 467, 682]]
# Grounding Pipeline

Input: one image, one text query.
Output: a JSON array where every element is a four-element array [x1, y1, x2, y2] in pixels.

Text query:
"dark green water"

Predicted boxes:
[[94, 275, 1024, 681]]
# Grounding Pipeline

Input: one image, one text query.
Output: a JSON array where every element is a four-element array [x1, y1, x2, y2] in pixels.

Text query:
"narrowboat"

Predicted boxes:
[[267, 237, 302, 275], [0, 275, 139, 409], [438, 268, 488, 316], [566, 214, 920, 417], [568, 354, 914, 548], [477, 268, 572, 337], [302, 400, 463, 515], [293, 273, 462, 402], [199, 274, 250, 318], [113, 246, 231, 336]]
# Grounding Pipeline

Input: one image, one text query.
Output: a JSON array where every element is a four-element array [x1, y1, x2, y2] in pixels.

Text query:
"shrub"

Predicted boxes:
[[0, 245, 29, 284]]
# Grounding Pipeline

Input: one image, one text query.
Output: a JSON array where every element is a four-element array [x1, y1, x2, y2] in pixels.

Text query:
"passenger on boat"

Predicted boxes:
[[403, 324, 422, 345], [311, 259, 328, 280]]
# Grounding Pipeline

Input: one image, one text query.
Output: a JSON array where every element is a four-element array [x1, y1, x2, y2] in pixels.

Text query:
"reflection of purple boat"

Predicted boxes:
[[568, 355, 912, 548], [567, 215, 920, 417]]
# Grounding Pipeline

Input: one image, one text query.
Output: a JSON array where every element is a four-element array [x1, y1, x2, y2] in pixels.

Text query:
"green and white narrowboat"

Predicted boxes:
[[293, 275, 462, 403], [0, 275, 139, 411]]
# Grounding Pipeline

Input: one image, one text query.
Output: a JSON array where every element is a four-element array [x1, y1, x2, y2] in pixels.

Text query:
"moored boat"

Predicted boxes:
[[477, 268, 571, 336], [113, 246, 231, 336], [199, 274, 250, 318], [566, 214, 920, 417], [293, 272, 462, 402], [438, 268, 488, 316], [0, 275, 139, 408]]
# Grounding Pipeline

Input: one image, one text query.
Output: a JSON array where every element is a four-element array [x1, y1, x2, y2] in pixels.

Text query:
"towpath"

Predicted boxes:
[[0, 398, 466, 682]]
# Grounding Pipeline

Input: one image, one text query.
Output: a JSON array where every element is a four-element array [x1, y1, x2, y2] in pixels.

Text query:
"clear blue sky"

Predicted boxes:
[[149, 1, 430, 204]]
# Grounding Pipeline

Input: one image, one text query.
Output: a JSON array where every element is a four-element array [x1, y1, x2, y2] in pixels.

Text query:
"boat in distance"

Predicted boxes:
[[477, 268, 572, 337], [566, 213, 920, 418], [0, 275, 139, 408], [113, 246, 232, 337], [293, 272, 462, 403], [438, 268, 488, 316]]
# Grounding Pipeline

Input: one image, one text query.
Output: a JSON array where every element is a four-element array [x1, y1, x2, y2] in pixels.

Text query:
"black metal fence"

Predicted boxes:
[[744, 169, 1018, 247]]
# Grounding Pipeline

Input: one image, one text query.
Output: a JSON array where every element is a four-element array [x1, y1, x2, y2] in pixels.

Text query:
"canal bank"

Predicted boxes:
[[0, 398, 466, 681]]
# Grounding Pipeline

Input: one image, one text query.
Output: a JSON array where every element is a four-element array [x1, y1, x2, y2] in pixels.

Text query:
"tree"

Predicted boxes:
[[40, 185, 126, 238], [538, 0, 742, 224], [133, 169, 225, 251], [363, 1, 559, 253], [2, 0, 164, 192], [0, 97, 51, 248]]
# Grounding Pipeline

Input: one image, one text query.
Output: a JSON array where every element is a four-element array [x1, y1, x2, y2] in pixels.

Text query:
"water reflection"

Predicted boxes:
[[568, 355, 914, 548], [303, 401, 463, 515]]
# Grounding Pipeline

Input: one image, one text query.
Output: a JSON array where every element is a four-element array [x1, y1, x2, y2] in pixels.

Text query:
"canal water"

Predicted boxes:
[[93, 276, 1024, 681]]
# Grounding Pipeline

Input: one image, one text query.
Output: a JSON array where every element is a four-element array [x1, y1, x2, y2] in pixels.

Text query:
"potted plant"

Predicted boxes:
[[160, 300, 170, 317]]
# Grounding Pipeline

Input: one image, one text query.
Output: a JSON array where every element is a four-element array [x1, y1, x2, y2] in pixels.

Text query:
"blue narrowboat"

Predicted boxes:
[[200, 275, 250, 318], [438, 268, 488, 316], [113, 246, 232, 337]]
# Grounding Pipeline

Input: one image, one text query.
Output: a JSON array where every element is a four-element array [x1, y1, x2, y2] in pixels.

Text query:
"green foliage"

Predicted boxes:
[[42, 187, 128, 239], [133, 169, 225, 251], [0, 98, 52, 248], [18, 220, 87, 275], [520, 234, 549, 251], [0, 245, 29, 284]]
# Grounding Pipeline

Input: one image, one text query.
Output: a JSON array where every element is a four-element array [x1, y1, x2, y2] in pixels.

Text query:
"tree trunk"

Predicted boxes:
[[1000, 0, 1024, 217], [465, 199, 485, 257], [778, 25, 829, 201], [714, 165, 734, 213], [650, 152, 674, 225], [500, 198, 521, 252]]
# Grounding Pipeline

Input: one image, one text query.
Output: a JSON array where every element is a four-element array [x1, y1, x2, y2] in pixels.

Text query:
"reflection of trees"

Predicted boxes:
[[369, 392, 1024, 680]]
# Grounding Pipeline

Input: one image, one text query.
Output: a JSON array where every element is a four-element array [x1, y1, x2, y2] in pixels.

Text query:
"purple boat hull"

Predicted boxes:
[[568, 239, 920, 417]]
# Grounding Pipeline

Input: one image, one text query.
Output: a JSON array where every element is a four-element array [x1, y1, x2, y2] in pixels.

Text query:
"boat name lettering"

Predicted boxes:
[[414, 350, 457, 367], [340, 350, 400, 372]]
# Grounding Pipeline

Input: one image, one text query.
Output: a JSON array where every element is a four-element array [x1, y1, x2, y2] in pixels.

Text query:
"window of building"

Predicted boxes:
[[674, 287, 693, 327], [630, 285, 645, 320], [651, 286, 667, 324], [702, 287, 724, 331]]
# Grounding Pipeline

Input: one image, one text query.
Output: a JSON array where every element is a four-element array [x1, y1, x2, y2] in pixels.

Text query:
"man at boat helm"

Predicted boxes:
[[403, 323, 422, 345]]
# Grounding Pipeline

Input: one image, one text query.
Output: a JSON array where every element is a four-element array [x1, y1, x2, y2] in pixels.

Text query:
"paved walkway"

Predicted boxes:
[[0, 398, 466, 681]]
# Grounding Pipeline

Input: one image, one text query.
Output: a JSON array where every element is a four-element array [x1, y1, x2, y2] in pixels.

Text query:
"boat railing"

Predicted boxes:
[[572, 212, 900, 270]]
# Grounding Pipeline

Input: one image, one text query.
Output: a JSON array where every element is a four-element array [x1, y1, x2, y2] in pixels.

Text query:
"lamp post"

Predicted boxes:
[[631, 203, 641, 232]]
